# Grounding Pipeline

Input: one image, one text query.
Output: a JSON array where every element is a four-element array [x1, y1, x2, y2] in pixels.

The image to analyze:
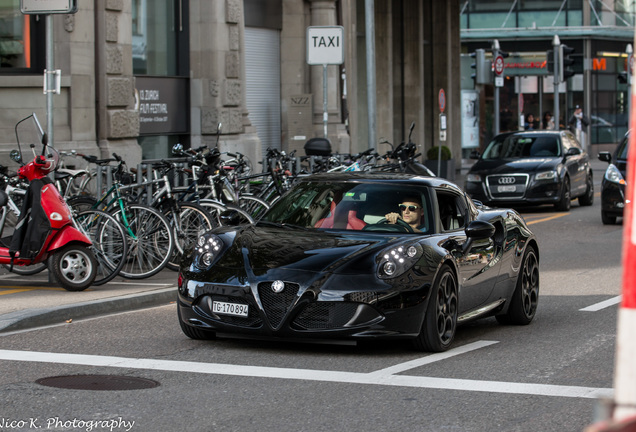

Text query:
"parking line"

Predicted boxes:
[[0, 348, 613, 399], [580, 296, 622, 312]]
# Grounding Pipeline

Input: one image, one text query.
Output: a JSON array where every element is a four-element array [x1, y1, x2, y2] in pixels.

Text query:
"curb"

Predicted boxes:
[[0, 287, 176, 333]]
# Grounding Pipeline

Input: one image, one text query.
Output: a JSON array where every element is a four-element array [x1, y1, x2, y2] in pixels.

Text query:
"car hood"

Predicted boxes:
[[470, 157, 559, 174], [213, 224, 405, 275]]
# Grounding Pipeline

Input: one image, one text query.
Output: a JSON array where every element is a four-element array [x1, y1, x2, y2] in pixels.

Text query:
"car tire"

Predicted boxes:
[[578, 173, 594, 206], [413, 264, 457, 352], [601, 211, 617, 225], [178, 305, 216, 340], [496, 246, 539, 325], [555, 176, 571, 212]]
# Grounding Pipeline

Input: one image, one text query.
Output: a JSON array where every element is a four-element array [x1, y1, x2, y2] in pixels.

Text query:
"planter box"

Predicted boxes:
[[424, 159, 456, 181]]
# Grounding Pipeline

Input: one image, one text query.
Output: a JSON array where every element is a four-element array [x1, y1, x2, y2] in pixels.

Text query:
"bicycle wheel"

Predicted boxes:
[[111, 204, 175, 279], [164, 202, 216, 271], [199, 199, 255, 226], [238, 195, 270, 221], [74, 209, 128, 285], [67, 196, 98, 213]]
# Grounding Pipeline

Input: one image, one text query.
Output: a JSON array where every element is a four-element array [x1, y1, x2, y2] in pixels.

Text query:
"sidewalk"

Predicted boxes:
[[0, 267, 178, 333]]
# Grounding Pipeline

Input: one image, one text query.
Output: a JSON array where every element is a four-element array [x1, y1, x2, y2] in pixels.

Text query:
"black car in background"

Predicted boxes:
[[465, 130, 594, 211], [598, 133, 629, 224]]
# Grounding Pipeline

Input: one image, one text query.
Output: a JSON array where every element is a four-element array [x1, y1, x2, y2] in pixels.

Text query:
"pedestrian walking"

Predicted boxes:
[[568, 105, 590, 150]]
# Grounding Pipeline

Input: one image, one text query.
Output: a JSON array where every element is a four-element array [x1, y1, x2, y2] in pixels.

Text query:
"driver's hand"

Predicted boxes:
[[385, 212, 400, 224]]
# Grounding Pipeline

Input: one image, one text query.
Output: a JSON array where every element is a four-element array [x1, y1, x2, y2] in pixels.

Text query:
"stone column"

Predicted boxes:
[[95, 0, 141, 164]]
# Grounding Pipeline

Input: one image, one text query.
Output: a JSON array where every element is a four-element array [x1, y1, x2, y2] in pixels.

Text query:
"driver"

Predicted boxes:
[[385, 197, 425, 232]]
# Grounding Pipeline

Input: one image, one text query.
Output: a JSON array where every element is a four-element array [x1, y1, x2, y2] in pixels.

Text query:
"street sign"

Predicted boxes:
[[21, 0, 77, 14], [494, 55, 505, 76], [307, 26, 344, 65], [438, 89, 446, 113]]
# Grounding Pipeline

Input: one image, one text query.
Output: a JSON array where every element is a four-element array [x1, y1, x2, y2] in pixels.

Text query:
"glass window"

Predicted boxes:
[[132, 0, 188, 76], [0, 2, 44, 72]]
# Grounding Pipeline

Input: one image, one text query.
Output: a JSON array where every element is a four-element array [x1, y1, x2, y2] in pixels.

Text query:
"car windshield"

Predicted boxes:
[[482, 134, 561, 159], [616, 135, 629, 160], [260, 181, 432, 234]]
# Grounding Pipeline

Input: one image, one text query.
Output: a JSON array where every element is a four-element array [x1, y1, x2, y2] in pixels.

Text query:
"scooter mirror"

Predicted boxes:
[[9, 149, 21, 164]]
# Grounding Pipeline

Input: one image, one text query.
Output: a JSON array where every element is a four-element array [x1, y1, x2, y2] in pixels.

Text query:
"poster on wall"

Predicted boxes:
[[461, 90, 480, 149], [135, 76, 189, 135]]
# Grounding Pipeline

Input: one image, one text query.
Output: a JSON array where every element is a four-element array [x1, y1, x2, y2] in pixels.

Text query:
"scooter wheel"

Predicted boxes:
[[48, 244, 97, 291]]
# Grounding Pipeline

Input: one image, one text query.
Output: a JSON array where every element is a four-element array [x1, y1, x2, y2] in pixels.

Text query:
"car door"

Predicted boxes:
[[561, 132, 587, 195], [436, 190, 498, 314]]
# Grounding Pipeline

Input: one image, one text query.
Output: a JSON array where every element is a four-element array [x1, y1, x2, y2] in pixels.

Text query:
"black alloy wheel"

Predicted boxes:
[[413, 264, 457, 352], [496, 246, 539, 325], [578, 173, 594, 206], [555, 177, 571, 212]]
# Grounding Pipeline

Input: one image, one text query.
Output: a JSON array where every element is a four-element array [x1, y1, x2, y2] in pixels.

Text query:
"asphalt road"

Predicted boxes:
[[0, 180, 624, 432]]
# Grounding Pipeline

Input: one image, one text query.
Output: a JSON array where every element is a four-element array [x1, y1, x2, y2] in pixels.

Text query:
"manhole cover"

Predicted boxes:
[[36, 375, 160, 391]]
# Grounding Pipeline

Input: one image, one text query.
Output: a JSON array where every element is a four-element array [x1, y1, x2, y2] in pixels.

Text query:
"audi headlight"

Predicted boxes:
[[535, 170, 557, 181], [194, 233, 225, 269], [378, 242, 423, 279], [604, 164, 625, 185], [466, 173, 482, 182]]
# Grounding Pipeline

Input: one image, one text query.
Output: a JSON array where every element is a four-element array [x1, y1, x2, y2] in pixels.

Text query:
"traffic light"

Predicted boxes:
[[546, 49, 554, 74], [470, 49, 491, 85], [559, 44, 575, 82]]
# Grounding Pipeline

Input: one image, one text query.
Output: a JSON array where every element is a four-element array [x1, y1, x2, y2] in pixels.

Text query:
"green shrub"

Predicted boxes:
[[427, 145, 452, 160]]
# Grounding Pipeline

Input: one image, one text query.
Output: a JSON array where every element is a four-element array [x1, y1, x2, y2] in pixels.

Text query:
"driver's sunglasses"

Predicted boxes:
[[399, 204, 420, 212]]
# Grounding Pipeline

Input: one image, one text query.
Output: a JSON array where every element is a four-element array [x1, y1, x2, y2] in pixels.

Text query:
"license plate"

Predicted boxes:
[[497, 185, 516, 192], [212, 301, 249, 317]]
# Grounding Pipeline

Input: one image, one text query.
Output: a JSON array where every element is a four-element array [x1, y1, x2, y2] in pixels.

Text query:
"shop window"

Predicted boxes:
[[0, 5, 44, 73]]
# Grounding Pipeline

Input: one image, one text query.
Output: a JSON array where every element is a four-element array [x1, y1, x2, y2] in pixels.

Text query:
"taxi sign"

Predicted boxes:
[[307, 26, 344, 65]]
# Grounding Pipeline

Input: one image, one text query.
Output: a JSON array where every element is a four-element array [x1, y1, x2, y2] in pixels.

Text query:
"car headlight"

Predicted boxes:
[[378, 242, 423, 279], [194, 233, 225, 269], [535, 170, 557, 181], [466, 173, 482, 182], [604, 164, 625, 185]]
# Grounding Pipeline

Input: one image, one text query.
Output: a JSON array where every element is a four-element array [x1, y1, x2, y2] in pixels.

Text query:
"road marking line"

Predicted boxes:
[[0, 286, 70, 292], [367, 340, 498, 376], [0, 288, 32, 295], [580, 296, 622, 312], [0, 348, 612, 399], [525, 213, 569, 225]]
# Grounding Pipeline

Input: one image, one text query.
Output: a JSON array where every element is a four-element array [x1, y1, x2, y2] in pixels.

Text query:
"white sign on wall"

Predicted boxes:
[[21, 0, 77, 14], [307, 26, 344, 65]]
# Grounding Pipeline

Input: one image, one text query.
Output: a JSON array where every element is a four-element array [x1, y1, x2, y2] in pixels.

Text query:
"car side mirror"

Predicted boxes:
[[598, 151, 612, 163], [463, 220, 496, 254], [565, 147, 581, 157]]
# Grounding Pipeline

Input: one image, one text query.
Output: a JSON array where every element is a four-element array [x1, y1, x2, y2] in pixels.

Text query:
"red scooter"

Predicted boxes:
[[0, 113, 97, 291]]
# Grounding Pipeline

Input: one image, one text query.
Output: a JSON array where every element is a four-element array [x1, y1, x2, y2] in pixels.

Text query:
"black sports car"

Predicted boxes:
[[465, 130, 594, 211], [177, 172, 539, 352], [598, 132, 629, 224]]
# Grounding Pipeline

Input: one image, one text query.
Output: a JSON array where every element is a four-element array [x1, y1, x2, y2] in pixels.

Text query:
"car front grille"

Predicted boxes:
[[486, 174, 529, 199], [258, 281, 300, 329], [292, 302, 360, 330]]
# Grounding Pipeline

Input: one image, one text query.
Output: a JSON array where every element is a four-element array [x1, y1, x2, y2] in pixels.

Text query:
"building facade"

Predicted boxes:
[[0, 0, 462, 176], [461, 0, 635, 155]]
